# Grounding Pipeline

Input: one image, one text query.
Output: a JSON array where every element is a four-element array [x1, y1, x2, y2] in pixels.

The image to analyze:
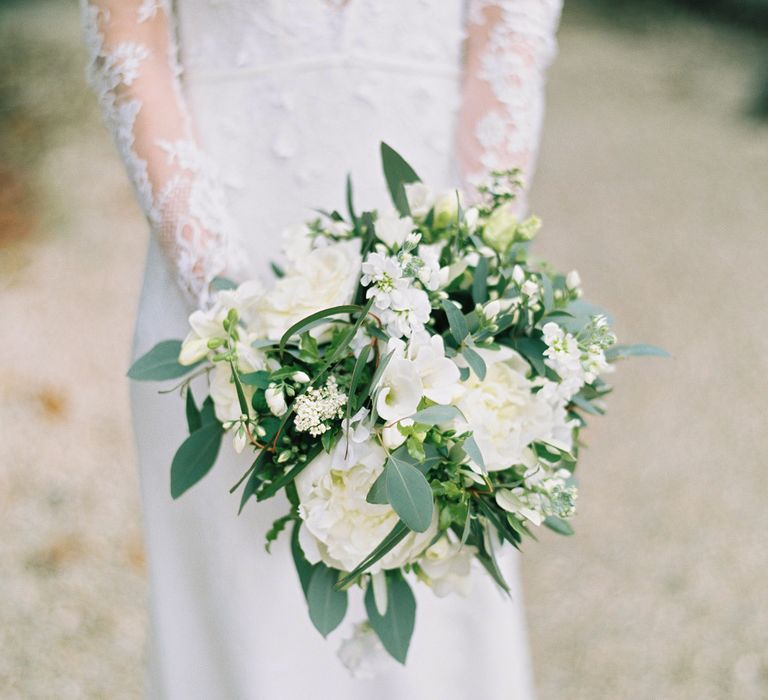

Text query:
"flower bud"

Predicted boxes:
[[265, 385, 288, 417], [291, 371, 311, 383], [483, 300, 501, 320], [566, 270, 581, 290], [433, 191, 462, 229]]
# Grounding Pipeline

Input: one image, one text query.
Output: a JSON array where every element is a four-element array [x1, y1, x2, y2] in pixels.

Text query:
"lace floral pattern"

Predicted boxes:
[[80, 0, 246, 306], [461, 0, 563, 213]]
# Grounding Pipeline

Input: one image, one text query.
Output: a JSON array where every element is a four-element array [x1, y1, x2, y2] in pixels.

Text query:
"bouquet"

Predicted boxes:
[[128, 143, 664, 672]]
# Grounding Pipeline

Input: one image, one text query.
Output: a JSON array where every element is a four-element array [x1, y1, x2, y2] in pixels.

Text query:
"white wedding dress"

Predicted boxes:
[[80, 1, 562, 698]]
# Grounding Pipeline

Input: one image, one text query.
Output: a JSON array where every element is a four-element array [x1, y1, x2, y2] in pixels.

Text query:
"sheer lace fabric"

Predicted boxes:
[[81, 0, 246, 307], [460, 0, 563, 214]]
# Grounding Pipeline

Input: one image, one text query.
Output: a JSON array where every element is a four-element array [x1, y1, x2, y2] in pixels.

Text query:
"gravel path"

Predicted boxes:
[[1, 2, 766, 698]]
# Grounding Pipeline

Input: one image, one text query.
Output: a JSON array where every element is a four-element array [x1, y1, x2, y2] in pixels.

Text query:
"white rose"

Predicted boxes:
[[375, 212, 414, 249], [404, 182, 434, 219], [419, 537, 476, 597], [251, 239, 361, 340], [296, 443, 437, 572], [453, 349, 561, 471]]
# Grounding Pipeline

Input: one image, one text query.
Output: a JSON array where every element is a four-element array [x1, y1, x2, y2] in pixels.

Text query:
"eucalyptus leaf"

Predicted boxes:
[[472, 256, 489, 304], [211, 276, 237, 291], [441, 300, 469, 344], [127, 340, 198, 381], [513, 337, 548, 376], [408, 404, 462, 425], [307, 564, 348, 637], [170, 423, 223, 499], [291, 522, 316, 598], [385, 457, 434, 533], [364, 572, 416, 664], [544, 516, 575, 536], [605, 343, 670, 361], [462, 346, 487, 380], [462, 435, 486, 472], [239, 370, 271, 388]]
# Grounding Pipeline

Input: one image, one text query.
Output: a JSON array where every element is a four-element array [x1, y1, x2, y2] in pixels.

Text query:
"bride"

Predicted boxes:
[[80, 1, 562, 697]]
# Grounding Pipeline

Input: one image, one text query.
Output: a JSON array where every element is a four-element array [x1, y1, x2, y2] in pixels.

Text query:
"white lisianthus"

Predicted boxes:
[[375, 212, 414, 249], [251, 239, 361, 340], [454, 349, 567, 471], [337, 622, 391, 679], [404, 182, 434, 219], [375, 355, 422, 423], [265, 384, 287, 417], [416, 242, 448, 291], [419, 537, 476, 597], [380, 286, 431, 338], [296, 443, 437, 572]]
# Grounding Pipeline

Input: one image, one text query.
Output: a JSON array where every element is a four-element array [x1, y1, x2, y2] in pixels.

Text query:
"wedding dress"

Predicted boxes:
[[80, 1, 562, 698]]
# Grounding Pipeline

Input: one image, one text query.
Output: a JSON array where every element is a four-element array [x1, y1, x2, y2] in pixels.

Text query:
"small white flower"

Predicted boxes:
[[512, 265, 525, 285], [495, 488, 544, 526], [293, 376, 347, 437], [265, 384, 288, 417], [566, 270, 581, 290], [375, 212, 414, 249], [404, 182, 434, 219], [376, 356, 422, 423], [337, 623, 391, 679], [232, 424, 248, 454], [291, 371, 310, 383], [416, 242, 447, 291], [521, 279, 540, 300], [483, 299, 501, 320], [361, 252, 407, 311]]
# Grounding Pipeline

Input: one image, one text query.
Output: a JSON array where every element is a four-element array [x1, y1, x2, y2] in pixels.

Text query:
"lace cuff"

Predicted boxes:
[[80, 0, 246, 307]]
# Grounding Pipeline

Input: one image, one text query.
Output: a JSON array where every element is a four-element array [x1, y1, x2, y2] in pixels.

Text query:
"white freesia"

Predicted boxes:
[[296, 442, 437, 572], [404, 182, 434, 219], [375, 212, 414, 249], [419, 537, 476, 597], [454, 349, 570, 471], [251, 238, 361, 340], [337, 622, 391, 679]]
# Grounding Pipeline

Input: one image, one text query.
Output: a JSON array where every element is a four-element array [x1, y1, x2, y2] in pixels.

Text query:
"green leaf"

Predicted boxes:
[[385, 456, 434, 533], [307, 564, 348, 637], [265, 514, 293, 552], [605, 344, 670, 361], [365, 572, 416, 664], [127, 340, 198, 381], [279, 305, 362, 353], [170, 423, 223, 499], [256, 444, 324, 502], [570, 393, 605, 416], [229, 362, 250, 418], [463, 435, 485, 471], [513, 337, 548, 376], [346, 173, 358, 227], [471, 256, 489, 304], [348, 344, 372, 414], [235, 450, 268, 513], [380, 142, 420, 216], [270, 262, 285, 279], [462, 347, 487, 380], [239, 370, 271, 388], [366, 470, 389, 505], [408, 404, 463, 425], [211, 276, 237, 291], [337, 521, 410, 587], [544, 516, 575, 536], [200, 396, 217, 426], [185, 388, 201, 434], [291, 522, 316, 598], [441, 300, 469, 344], [370, 349, 395, 391]]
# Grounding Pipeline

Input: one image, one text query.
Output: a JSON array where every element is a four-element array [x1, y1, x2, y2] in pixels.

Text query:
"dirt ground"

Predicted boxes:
[[1, 2, 766, 698]]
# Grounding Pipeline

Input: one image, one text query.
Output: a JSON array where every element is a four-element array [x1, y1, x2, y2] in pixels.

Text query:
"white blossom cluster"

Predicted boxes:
[[293, 376, 348, 437], [541, 320, 614, 401]]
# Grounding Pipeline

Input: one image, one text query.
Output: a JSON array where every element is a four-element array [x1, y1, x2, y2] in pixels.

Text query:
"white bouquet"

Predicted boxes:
[[129, 143, 665, 668]]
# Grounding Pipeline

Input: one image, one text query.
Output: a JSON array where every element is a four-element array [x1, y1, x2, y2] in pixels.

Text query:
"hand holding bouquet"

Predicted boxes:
[[129, 143, 664, 671]]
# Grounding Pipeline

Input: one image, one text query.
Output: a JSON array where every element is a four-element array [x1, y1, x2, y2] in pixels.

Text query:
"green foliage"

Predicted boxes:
[[185, 387, 201, 434], [307, 564, 348, 637], [365, 572, 417, 664], [170, 422, 223, 499], [127, 340, 198, 381], [380, 142, 420, 216], [385, 453, 434, 533]]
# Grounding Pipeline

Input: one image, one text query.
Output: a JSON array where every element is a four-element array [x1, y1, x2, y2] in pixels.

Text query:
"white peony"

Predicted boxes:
[[375, 212, 414, 249], [296, 442, 437, 573], [250, 239, 361, 340], [454, 349, 568, 471], [419, 537, 476, 597]]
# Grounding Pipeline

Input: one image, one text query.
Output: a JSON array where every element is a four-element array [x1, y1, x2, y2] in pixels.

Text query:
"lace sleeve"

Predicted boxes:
[[80, 0, 247, 307], [458, 0, 563, 214]]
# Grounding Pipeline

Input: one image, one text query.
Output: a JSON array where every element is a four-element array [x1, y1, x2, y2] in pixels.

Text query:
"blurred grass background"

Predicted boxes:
[[1, 1, 766, 698]]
